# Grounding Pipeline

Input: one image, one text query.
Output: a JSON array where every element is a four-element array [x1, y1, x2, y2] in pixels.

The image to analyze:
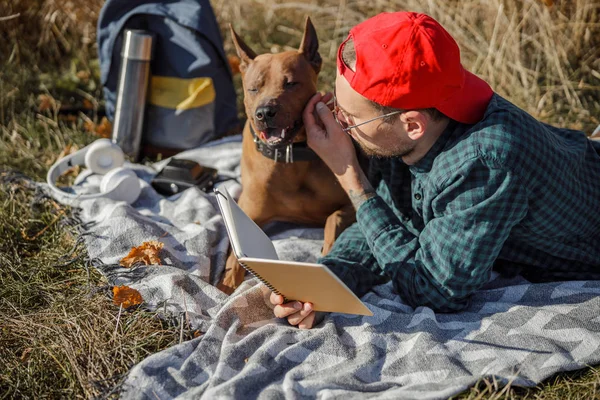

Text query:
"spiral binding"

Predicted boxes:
[[214, 188, 290, 303], [240, 258, 288, 303]]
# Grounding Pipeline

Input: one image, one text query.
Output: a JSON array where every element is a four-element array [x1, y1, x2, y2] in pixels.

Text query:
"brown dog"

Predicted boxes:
[[217, 17, 355, 294]]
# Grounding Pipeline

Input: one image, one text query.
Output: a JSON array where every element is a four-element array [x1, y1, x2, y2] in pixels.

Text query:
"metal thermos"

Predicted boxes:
[[112, 30, 154, 161]]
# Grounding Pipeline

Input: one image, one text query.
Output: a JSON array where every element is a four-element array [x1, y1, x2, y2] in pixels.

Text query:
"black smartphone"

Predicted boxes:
[[151, 158, 219, 195]]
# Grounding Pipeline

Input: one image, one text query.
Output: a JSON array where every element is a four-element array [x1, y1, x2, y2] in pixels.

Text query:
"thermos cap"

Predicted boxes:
[[121, 30, 154, 61]]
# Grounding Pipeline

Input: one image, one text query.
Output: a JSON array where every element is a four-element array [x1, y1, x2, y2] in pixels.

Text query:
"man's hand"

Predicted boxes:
[[270, 292, 321, 329], [303, 92, 358, 177], [303, 92, 377, 210]]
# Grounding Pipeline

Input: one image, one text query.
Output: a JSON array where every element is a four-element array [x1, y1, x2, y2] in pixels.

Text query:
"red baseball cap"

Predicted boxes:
[[337, 12, 493, 124]]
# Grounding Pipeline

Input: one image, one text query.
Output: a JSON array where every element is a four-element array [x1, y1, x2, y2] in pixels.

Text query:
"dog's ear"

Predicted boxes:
[[230, 24, 257, 73], [298, 16, 322, 74]]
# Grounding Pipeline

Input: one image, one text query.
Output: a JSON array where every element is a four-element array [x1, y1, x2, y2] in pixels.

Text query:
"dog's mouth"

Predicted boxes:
[[254, 120, 303, 148]]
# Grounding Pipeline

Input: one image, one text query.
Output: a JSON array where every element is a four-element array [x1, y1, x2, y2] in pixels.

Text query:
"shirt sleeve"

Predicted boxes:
[[357, 157, 528, 312], [317, 222, 389, 298]]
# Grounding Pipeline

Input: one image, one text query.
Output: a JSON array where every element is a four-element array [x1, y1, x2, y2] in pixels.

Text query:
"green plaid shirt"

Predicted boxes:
[[319, 94, 600, 312]]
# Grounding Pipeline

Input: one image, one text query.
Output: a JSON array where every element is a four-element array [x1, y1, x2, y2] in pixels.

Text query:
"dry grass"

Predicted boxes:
[[0, 0, 102, 66], [454, 366, 600, 399], [1, 0, 599, 398], [213, 0, 599, 132]]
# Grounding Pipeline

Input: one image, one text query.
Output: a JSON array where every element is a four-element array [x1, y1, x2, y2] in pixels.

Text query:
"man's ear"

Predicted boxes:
[[298, 16, 322, 74], [230, 24, 257, 73], [401, 111, 427, 140]]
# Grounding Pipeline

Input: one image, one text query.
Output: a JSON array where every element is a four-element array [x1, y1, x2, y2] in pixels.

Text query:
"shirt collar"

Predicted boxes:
[[409, 119, 461, 174]]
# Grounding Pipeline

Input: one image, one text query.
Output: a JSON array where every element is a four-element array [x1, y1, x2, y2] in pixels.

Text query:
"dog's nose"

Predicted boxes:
[[255, 106, 277, 122]]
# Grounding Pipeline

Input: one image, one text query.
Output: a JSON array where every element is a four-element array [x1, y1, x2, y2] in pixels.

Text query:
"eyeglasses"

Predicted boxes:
[[333, 95, 403, 133]]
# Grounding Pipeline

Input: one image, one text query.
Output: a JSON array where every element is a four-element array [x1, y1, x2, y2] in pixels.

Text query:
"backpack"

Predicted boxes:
[[97, 0, 239, 154]]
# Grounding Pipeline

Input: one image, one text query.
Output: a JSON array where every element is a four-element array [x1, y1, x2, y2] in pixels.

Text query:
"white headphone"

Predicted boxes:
[[46, 139, 142, 204]]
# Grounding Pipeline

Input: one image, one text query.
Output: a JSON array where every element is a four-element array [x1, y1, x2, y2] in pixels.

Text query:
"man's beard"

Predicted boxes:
[[355, 138, 415, 159]]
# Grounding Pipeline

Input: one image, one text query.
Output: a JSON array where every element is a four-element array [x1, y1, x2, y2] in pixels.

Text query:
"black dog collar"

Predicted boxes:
[[249, 124, 319, 163]]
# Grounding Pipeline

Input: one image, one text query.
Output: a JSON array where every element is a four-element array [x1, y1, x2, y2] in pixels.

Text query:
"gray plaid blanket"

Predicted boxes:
[[45, 136, 600, 399]]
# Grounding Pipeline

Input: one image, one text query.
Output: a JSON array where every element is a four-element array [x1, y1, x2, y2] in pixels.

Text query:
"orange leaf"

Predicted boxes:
[[228, 55, 241, 75], [82, 98, 94, 110], [58, 114, 78, 123], [113, 285, 143, 308], [57, 143, 79, 159], [120, 240, 164, 268], [63, 165, 81, 177], [20, 348, 33, 363], [85, 117, 113, 138], [94, 117, 113, 139], [46, 144, 77, 166], [76, 70, 91, 82], [54, 145, 81, 177], [83, 119, 96, 133], [37, 94, 55, 112]]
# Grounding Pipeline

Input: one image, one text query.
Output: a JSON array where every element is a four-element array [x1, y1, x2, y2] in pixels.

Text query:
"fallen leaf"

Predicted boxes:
[[51, 145, 81, 177], [82, 98, 94, 110], [20, 348, 33, 363], [57, 144, 79, 159], [113, 285, 144, 308], [83, 119, 96, 133], [84, 117, 112, 138], [228, 55, 241, 75], [58, 114, 78, 123], [76, 70, 91, 82], [37, 94, 55, 112], [120, 240, 164, 268], [94, 117, 112, 138], [64, 165, 81, 177], [46, 144, 76, 166]]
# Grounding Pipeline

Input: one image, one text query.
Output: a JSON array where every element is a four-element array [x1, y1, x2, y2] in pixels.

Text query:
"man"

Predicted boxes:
[[270, 11, 600, 329]]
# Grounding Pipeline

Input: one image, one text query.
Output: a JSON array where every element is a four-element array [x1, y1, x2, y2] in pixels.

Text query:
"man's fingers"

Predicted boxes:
[[322, 92, 334, 108], [272, 300, 320, 329], [314, 102, 341, 132], [303, 92, 324, 126], [270, 292, 284, 306], [286, 302, 313, 326], [298, 312, 316, 330], [273, 301, 303, 318]]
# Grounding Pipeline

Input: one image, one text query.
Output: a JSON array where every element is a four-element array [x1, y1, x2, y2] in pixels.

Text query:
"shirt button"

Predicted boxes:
[[414, 193, 422, 201]]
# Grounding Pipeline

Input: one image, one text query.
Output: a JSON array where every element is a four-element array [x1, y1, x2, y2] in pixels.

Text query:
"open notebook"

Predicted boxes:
[[214, 187, 372, 316]]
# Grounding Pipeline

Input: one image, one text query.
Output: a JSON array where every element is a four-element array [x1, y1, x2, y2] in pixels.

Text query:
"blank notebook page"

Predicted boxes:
[[215, 187, 279, 260]]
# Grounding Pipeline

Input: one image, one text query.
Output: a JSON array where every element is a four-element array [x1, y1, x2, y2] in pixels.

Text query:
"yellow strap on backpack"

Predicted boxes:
[[149, 76, 216, 112]]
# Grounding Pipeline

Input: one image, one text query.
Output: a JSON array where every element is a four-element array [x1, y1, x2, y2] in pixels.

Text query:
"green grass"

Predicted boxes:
[[1, 0, 599, 398]]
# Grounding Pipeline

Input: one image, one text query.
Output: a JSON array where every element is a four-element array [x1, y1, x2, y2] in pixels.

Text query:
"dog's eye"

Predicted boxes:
[[247, 88, 259, 93], [284, 82, 298, 89]]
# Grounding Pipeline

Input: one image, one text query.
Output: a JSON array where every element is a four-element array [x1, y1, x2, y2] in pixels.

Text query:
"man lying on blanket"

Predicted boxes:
[[270, 11, 600, 329]]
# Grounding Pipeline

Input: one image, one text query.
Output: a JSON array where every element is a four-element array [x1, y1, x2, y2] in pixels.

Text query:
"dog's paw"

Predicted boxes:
[[217, 252, 247, 295]]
